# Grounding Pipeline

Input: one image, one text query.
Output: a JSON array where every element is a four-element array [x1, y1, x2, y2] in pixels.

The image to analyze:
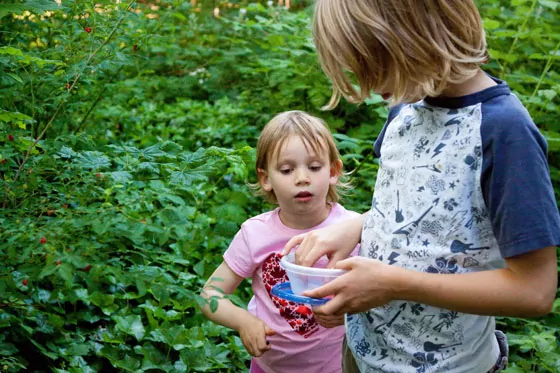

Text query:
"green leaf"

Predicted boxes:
[[90, 292, 115, 309], [483, 18, 501, 30], [148, 326, 190, 350], [538, 0, 558, 10], [7, 73, 23, 83], [58, 146, 77, 159], [169, 168, 208, 185], [0, 1, 61, 19], [114, 315, 145, 340], [0, 341, 18, 355], [193, 260, 205, 277], [0, 109, 33, 127], [138, 162, 160, 174], [75, 151, 111, 170], [0, 46, 64, 66], [109, 171, 133, 183]]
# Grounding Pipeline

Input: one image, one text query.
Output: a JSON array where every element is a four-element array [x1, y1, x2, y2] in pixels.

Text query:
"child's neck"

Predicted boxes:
[[441, 68, 497, 98], [278, 203, 332, 230]]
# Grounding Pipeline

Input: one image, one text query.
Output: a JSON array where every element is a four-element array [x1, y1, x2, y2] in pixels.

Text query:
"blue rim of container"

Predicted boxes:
[[271, 282, 331, 306]]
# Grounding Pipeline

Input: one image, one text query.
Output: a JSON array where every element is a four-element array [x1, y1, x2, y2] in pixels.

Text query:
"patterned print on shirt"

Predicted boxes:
[[261, 253, 319, 338], [348, 103, 503, 372]]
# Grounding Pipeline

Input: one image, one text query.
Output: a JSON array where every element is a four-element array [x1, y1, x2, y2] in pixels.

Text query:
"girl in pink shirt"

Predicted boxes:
[[200, 111, 359, 373]]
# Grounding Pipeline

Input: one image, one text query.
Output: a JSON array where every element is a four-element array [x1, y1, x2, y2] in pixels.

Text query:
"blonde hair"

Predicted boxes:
[[253, 111, 348, 203], [313, 0, 489, 108]]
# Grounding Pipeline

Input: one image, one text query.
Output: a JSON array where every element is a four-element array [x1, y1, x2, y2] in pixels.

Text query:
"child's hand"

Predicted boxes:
[[314, 312, 344, 328], [238, 315, 277, 357], [282, 214, 366, 268]]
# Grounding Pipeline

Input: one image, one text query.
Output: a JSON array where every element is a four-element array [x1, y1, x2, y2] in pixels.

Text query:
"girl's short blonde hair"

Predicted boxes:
[[313, 0, 489, 108], [253, 111, 348, 203]]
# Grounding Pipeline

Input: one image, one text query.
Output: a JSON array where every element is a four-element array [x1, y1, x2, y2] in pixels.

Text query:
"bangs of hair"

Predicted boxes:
[[252, 111, 349, 203], [313, 0, 488, 108]]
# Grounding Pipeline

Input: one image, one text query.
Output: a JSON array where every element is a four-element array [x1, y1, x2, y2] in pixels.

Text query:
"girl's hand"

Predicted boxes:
[[238, 316, 277, 357], [305, 256, 405, 316], [314, 312, 345, 328], [282, 214, 366, 268]]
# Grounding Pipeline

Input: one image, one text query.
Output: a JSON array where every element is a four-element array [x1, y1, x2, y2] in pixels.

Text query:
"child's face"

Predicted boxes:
[[374, 75, 395, 102], [258, 135, 341, 218]]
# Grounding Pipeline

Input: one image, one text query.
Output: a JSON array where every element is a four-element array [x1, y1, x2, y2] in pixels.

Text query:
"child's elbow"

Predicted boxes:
[[524, 289, 556, 317], [534, 295, 555, 317]]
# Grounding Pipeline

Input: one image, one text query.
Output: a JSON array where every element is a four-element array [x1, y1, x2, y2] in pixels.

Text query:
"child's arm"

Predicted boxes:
[[200, 261, 276, 357], [282, 213, 367, 267], [307, 246, 557, 318]]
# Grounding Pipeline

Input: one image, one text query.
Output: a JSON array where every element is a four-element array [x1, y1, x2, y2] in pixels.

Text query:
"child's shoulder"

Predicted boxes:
[[242, 209, 278, 228], [477, 87, 544, 146], [331, 203, 361, 219]]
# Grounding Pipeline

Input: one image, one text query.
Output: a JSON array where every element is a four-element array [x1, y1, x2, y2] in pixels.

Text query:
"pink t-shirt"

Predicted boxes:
[[223, 203, 360, 373]]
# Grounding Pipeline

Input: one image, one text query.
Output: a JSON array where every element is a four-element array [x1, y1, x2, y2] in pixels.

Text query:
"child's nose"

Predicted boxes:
[[295, 169, 310, 185]]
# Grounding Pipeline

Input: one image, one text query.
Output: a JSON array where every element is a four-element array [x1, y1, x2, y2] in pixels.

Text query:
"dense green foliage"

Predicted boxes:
[[0, 0, 558, 371]]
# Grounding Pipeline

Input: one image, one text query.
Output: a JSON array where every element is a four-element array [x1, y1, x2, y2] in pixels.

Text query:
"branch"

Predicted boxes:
[[5, 1, 137, 207]]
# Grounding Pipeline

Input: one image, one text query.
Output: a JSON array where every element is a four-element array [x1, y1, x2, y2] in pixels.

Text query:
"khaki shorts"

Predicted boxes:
[[342, 336, 360, 373]]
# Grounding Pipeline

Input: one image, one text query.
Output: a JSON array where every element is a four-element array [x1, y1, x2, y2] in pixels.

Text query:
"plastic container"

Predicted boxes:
[[280, 253, 347, 295]]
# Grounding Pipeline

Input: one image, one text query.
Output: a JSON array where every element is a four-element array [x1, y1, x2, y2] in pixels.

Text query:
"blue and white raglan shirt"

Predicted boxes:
[[346, 77, 560, 372]]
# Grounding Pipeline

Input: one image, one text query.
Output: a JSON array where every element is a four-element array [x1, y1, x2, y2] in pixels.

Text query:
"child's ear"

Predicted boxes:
[[329, 160, 343, 185], [257, 168, 273, 192]]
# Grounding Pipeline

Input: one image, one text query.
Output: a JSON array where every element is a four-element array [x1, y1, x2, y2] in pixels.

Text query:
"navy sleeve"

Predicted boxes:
[[374, 104, 404, 157], [481, 95, 560, 258]]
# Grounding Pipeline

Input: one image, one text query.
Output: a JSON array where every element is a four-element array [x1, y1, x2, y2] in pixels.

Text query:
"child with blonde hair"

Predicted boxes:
[[283, 1, 560, 372], [200, 111, 360, 373]]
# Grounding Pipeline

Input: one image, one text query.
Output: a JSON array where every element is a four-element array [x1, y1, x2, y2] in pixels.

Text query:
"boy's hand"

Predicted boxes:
[[314, 312, 345, 328], [306, 256, 403, 316], [238, 315, 277, 357]]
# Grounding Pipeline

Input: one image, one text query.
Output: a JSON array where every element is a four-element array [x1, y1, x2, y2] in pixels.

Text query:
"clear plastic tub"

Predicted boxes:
[[280, 253, 347, 295]]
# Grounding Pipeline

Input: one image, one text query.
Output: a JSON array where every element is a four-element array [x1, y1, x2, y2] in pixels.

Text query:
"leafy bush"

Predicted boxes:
[[0, 0, 558, 372]]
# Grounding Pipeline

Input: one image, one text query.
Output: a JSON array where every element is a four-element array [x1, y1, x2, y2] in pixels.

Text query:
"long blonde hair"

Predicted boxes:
[[252, 111, 348, 203], [313, 0, 489, 108]]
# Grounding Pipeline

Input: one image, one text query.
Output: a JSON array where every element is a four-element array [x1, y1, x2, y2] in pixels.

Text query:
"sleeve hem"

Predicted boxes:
[[499, 234, 560, 258], [223, 252, 252, 278]]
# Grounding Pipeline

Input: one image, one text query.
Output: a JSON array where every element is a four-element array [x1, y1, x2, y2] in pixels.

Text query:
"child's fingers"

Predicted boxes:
[[265, 326, 276, 336], [246, 337, 270, 357], [303, 275, 340, 299], [282, 234, 305, 256], [315, 313, 344, 328], [255, 335, 271, 356]]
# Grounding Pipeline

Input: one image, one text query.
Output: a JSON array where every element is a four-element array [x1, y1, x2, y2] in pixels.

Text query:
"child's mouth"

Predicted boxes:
[[295, 191, 313, 202]]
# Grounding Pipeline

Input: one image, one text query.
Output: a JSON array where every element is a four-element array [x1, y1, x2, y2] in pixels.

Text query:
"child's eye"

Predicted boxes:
[[309, 165, 322, 172], [279, 168, 292, 175]]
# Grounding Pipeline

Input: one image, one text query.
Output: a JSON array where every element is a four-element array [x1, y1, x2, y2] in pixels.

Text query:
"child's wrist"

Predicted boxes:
[[232, 312, 257, 332], [386, 265, 415, 301]]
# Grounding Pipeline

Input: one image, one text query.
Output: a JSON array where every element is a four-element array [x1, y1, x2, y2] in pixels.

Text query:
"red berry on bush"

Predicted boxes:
[[95, 172, 102, 178], [40, 237, 47, 244], [85, 26, 92, 33], [8, 134, 14, 141], [133, 44, 138, 51], [22, 279, 28, 286], [1, 159, 6, 164], [65, 83, 71, 90], [82, 264, 92, 272]]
